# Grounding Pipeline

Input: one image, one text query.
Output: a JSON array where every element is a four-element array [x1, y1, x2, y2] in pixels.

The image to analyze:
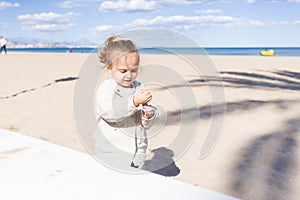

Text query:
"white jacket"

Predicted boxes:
[[93, 78, 157, 169], [0, 38, 6, 47]]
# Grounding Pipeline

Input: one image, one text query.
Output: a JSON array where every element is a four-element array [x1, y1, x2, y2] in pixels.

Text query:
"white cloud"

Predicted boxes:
[[0, 1, 20, 9], [247, 19, 300, 26], [58, 0, 85, 8], [93, 25, 115, 32], [57, 0, 100, 8], [135, 15, 237, 26], [249, 20, 265, 26], [279, 20, 290, 25], [158, 0, 207, 4], [91, 14, 240, 34], [160, 0, 230, 4], [246, 0, 290, 3], [292, 20, 300, 24], [98, 0, 230, 12], [57, 0, 230, 11], [99, 0, 157, 12], [245, 0, 256, 3], [18, 12, 80, 32], [91, 11, 300, 36], [18, 12, 79, 23], [29, 23, 75, 31]]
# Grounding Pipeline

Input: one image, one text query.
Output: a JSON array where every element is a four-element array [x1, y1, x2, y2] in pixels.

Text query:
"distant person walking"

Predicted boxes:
[[0, 35, 7, 55]]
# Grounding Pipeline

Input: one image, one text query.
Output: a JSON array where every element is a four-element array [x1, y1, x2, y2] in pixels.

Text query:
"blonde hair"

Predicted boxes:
[[99, 35, 139, 69]]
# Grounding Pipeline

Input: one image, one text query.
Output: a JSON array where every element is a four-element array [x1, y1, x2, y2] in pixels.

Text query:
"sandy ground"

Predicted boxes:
[[1, 52, 300, 199]]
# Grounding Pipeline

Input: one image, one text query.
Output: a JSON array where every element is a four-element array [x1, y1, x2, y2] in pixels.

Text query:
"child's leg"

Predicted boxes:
[[132, 129, 148, 167]]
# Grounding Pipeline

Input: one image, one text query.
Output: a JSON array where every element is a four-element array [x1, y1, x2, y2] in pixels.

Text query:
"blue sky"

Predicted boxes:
[[0, 0, 300, 47]]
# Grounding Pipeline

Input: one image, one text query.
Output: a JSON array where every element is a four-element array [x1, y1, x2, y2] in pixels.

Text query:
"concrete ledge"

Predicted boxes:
[[0, 129, 238, 200]]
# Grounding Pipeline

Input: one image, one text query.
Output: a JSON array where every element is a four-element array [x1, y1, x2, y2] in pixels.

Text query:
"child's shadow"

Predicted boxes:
[[142, 147, 180, 177]]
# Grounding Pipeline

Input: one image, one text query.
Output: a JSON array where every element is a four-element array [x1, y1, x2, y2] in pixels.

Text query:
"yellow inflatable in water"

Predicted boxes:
[[260, 49, 274, 56]]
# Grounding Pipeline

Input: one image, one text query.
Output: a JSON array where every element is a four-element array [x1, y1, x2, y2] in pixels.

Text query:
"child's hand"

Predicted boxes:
[[133, 89, 152, 107], [142, 105, 156, 119]]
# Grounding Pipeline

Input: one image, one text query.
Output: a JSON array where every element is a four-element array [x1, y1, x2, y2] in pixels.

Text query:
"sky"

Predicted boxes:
[[0, 0, 300, 47]]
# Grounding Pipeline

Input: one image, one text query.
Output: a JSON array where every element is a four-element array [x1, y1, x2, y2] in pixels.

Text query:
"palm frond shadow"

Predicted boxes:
[[151, 69, 300, 198], [152, 70, 300, 91], [190, 70, 300, 91], [229, 117, 300, 200], [165, 99, 299, 125]]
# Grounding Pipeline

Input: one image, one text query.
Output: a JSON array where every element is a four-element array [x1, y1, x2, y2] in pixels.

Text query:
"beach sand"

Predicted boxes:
[[1, 52, 300, 199]]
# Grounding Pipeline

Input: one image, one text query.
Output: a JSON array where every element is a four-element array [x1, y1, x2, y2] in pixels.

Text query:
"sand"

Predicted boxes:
[[0, 52, 300, 199]]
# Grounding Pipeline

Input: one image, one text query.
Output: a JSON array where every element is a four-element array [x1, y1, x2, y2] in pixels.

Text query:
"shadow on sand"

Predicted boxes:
[[154, 69, 300, 91], [189, 70, 300, 91], [152, 69, 300, 198], [151, 69, 300, 125], [165, 99, 300, 125], [142, 147, 180, 177], [0, 76, 78, 99], [229, 117, 300, 200]]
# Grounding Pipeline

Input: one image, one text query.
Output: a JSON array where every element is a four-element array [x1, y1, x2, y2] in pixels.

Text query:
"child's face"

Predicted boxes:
[[109, 52, 140, 88]]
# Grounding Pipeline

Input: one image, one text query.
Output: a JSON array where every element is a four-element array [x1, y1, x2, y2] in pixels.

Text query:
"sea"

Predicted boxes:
[[6, 47, 300, 56]]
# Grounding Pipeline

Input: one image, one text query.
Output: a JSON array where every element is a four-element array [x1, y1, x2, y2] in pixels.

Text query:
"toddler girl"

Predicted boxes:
[[93, 35, 157, 170]]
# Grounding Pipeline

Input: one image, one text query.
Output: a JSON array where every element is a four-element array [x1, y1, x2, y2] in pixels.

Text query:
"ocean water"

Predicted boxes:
[[139, 47, 300, 56], [6, 47, 300, 56]]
